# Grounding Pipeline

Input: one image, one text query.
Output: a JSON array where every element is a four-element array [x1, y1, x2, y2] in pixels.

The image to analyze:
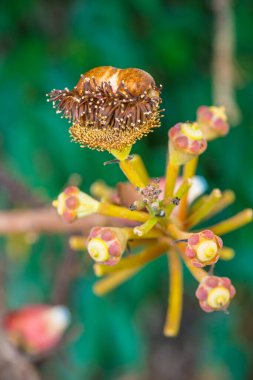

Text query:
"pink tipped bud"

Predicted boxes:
[[196, 276, 236, 312], [186, 230, 223, 267], [52, 186, 99, 222], [86, 227, 128, 266], [197, 105, 229, 141], [169, 122, 207, 165], [3, 305, 70, 354]]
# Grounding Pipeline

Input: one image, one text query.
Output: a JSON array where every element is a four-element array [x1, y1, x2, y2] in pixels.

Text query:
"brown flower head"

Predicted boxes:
[[47, 66, 162, 152]]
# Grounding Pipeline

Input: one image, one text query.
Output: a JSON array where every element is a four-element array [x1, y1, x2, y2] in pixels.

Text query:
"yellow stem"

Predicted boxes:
[[220, 247, 235, 261], [165, 179, 192, 217], [93, 268, 139, 296], [94, 241, 169, 276], [134, 216, 158, 237], [69, 236, 86, 250], [163, 250, 183, 337], [185, 189, 222, 229], [188, 190, 235, 220], [178, 157, 198, 222], [125, 226, 163, 240], [119, 155, 149, 188], [167, 224, 190, 240], [164, 161, 180, 198], [99, 203, 149, 223], [208, 209, 253, 235], [130, 154, 149, 186]]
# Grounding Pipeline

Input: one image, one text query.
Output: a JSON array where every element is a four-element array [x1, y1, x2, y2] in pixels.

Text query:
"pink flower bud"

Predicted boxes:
[[3, 305, 70, 354], [52, 186, 99, 222], [169, 122, 207, 165], [86, 227, 128, 265], [186, 230, 223, 267], [197, 105, 229, 140], [196, 276, 236, 312]]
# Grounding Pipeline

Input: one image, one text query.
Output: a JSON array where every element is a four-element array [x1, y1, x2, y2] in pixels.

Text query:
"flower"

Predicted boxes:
[[197, 105, 229, 140], [47, 66, 162, 153], [169, 122, 207, 165], [195, 276, 236, 312], [186, 230, 222, 267], [3, 305, 70, 354], [52, 186, 99, 222], [86, 227, 128, 265]]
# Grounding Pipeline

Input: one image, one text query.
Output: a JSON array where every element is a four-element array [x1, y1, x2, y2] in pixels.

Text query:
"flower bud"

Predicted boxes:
[[52, 186, 99, 222], [196, 276, 236, 312], [197, 105, 229, 140], [186, 230, 222, 267], [86, 227, 128, 265], [169, 122, 207, 165], [3, 305, 70, 354]]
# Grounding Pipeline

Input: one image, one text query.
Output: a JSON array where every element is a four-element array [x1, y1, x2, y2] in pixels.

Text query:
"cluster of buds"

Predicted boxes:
[[196, 276, 236, 312], [186, 230, 223, 268], [48, 66, 252, 337], [3, 305, 70, 354]]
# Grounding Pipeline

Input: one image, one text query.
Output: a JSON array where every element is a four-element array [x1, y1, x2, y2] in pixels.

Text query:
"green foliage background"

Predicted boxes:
[[0, 0, 252, 379]]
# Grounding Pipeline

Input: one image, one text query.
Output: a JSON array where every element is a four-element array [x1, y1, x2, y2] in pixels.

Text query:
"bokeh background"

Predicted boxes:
[[0, 0, 253, 379]]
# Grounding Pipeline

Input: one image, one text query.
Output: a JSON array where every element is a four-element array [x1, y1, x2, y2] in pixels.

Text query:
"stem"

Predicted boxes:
[[119, 155, 149, 188], [220, 246, 235, 260], [99, 203, 149, 223], [188, 190, 235, 221], [165, 179, 192, 217], [93, 267, 139, 296], [178, 157, 198, 222], [167, 224, 190, 240], [69, 236, 86, 250], [208, 209, 253, 235], [185, 189, 222, 229], [163, 250, 183, 337], [125, 227, 163, 240], [94, 241, 169, 276], [164, 161, 179, 198], [134, 216, 158, 237]]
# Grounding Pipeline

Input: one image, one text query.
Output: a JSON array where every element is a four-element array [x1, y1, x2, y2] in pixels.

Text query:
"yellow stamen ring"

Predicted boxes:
[[87, 238, 110, 262], [207, 286, 230, 309]]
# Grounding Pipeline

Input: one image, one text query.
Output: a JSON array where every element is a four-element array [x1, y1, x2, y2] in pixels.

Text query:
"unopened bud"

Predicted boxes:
[[52, 186, 99, 222], [169, 122, 207, 165], [86, 227, 128, 265], [196, 276, 236, 312], [186, 230, 222, 267], [3, 305, 70, 354], [197, 105, 229, 140]]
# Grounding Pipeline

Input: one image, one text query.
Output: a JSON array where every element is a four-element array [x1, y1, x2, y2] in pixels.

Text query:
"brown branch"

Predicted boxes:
[[0, 208, 128, 235], [212, 0, 241, 124], [0, 330, 41, 380]]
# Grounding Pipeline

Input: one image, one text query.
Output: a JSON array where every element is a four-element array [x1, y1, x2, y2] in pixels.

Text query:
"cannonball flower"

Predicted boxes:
[[186, 230, 223, 267], [169, 122, 207, 165], [197, 105, 229, 140], [52, 186, 99, 222], [3, 305, 70, 354], [47, 66, 162, 156], [86, 227, 128, 266], [196, 276, 236, 312]]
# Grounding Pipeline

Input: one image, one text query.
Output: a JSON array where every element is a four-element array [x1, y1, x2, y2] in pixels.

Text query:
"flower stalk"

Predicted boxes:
[[163, 250, 183, 337]]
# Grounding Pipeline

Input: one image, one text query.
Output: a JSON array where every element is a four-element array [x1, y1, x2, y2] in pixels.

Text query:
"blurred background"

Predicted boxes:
[[0, 0, 253, 379]]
